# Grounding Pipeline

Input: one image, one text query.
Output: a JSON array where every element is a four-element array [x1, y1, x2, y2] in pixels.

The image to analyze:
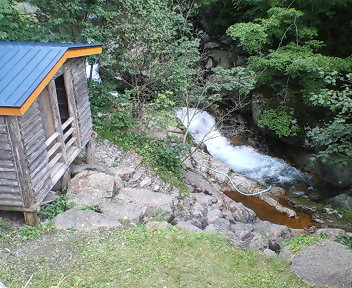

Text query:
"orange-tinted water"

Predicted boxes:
[[224, 190, 313, 229]]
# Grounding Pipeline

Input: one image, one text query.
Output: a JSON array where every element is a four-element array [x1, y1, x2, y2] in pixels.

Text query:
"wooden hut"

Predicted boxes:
[[0, 42, 102, 224]]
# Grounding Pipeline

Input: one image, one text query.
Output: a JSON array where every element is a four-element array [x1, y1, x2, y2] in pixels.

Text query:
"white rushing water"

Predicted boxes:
[[176, 107, 308, 187]]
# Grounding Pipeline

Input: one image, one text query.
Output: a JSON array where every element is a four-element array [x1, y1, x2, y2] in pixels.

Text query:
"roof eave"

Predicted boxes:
[[0, 46, 102, 116]]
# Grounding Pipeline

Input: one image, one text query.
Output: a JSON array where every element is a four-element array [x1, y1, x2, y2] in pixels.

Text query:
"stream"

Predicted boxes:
[[176, 108, 311, 188], [176, 107, 313, 228]]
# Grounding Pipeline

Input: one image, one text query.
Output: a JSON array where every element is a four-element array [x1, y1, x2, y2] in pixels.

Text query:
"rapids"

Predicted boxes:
[[176, 107, 310, 187]]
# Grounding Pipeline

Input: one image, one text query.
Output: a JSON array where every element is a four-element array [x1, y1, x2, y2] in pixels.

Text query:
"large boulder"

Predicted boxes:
[[68, 171, 119, 203], [329, 194, 352, 211], [253, 221, 292, 247], [280, 240, 352, 288], [102, 188, 176, 223], [53, 209, 121, 231]]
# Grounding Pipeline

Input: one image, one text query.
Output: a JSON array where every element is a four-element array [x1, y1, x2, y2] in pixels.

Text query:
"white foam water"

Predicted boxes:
[[176, 107, 308, 186]]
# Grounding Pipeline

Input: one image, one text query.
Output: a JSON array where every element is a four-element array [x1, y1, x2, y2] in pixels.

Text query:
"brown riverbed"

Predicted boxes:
[[224, 190, 313, 229]]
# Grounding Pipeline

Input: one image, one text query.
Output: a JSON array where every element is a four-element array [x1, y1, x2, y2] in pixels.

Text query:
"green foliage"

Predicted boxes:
[[258, 109, 299, 137], [79, 204, 101, 213], [336, 208, 352, 222], [211, 66, 257, 96], [17, 224, 56, 241], [336, 236, 352, 250], [308, 72, 352, 166], [41, 195, 74, 219], [284, 235, 326, 252], [0, 223, 56, 244], [0, 0, 39, 40], [227, 22, 268, 54]]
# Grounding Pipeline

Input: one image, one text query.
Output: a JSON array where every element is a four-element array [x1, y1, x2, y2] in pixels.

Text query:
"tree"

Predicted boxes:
[[218, 0, 352, 166]]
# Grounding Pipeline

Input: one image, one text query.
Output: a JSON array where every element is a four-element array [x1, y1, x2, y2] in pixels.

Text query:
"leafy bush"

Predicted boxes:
[[258, 109, 299, 137], [41, 195, 74, 219]]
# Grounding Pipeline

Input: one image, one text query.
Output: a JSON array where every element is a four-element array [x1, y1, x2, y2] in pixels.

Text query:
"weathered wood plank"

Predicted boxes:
[[0, 171, 17, 180], [28, 154, 47, 176], [0, 142, 11, 150], [48, 153, 63, 169], [24, 139, 46, 159], [0, 179, 19, 186], [48, 80, 67, 164], [0, 200, 24, 207], [64, 70, 82, 148], [26, 145, 47, 166], [5, 117, 32, 207], [18, 113, 41, 131], [45, 132, 60, 147], [31, 167, 51, 190], [0, 166, 16, 172], [22, 124, 43, 146], [47, 142, 61, 158], [0, 185, 21, 193], [0, 159, 15, 167], [19, 116, 41, 136], [0, 150, 13, 160]]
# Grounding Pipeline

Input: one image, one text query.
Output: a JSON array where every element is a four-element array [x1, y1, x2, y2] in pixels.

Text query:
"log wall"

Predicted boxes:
[[18, 100, 52, 205], [70, 58, 93, 147], [0, 116, 22, 207]]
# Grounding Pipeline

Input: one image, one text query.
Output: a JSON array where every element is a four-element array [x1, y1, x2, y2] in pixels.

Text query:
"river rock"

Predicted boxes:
[[253, 221, 292, 246], [146, 221, 171, 230], [180, 169, 219, 195], [176, 221, 202, 232], [53, 209, 121, 231], [110, 166, 135, 181], [314, 228, 347, 240], [227, 201, 257, 223], [70, 163, 111, 177], [281, 240, 352, 287], [207, 208, 223, 224], [67, 171, 117, 204], [329, 194, 352, 211]]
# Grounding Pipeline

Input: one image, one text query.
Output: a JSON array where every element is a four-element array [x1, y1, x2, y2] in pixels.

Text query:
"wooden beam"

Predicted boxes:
[[5, 117, 34, 208]]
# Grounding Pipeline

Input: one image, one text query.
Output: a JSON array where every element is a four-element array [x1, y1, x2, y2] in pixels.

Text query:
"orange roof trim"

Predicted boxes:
[[0, 46, 102, 116]]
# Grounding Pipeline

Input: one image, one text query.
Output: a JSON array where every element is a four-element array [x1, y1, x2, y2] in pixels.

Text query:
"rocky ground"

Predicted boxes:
[[48, 137, 352, 287], [1, 137, 351, 287]]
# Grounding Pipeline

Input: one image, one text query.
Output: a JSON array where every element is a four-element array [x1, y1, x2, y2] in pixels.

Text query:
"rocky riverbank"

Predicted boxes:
[[49, 137, 352, 287]]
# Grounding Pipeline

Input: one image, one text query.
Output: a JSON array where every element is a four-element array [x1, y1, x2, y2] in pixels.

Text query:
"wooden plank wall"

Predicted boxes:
[[0, 116, 23, 207], [17, 100, 52, 205], [69, 58, 93, 147]]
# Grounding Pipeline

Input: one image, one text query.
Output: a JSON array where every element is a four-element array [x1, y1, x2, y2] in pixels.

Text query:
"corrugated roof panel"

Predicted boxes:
[[4, 47, 65, 107], [13, 47, 65, 107], [0, 42, 102, 110]]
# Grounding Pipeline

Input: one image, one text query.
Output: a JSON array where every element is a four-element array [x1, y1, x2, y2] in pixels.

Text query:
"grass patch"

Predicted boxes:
[[0, 223, 56, 245], [336, 208, 352, 221], [336, 235, 352, 250], [40, 195, 74, 219], [0, 226, 307, 288], [283, 235, 326, 252]]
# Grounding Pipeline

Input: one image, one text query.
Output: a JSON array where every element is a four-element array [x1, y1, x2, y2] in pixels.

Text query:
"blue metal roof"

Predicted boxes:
[[0, 42, 101, 109]]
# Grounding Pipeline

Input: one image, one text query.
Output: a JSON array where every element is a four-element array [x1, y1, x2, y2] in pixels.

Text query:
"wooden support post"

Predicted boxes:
[[61, 169, 71, 190], [23, 212, 40, 226], [85, 138, 95, 164]]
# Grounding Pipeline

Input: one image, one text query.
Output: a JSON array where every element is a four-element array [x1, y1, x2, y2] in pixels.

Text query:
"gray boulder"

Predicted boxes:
[[53, 209, 121, 231], [281, 240, 352, 288], [253, 221, 292, 247], [329, 194, 352, 211]]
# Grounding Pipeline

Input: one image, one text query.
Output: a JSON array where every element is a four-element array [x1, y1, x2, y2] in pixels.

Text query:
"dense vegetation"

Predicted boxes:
[[1, 0, 351, 169]]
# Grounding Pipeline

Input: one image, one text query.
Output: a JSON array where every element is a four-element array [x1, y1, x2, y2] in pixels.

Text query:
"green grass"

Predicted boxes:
[[0, 226, 308, 288], [282, 235, 326, 252], [0, 223, 56, 245]]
